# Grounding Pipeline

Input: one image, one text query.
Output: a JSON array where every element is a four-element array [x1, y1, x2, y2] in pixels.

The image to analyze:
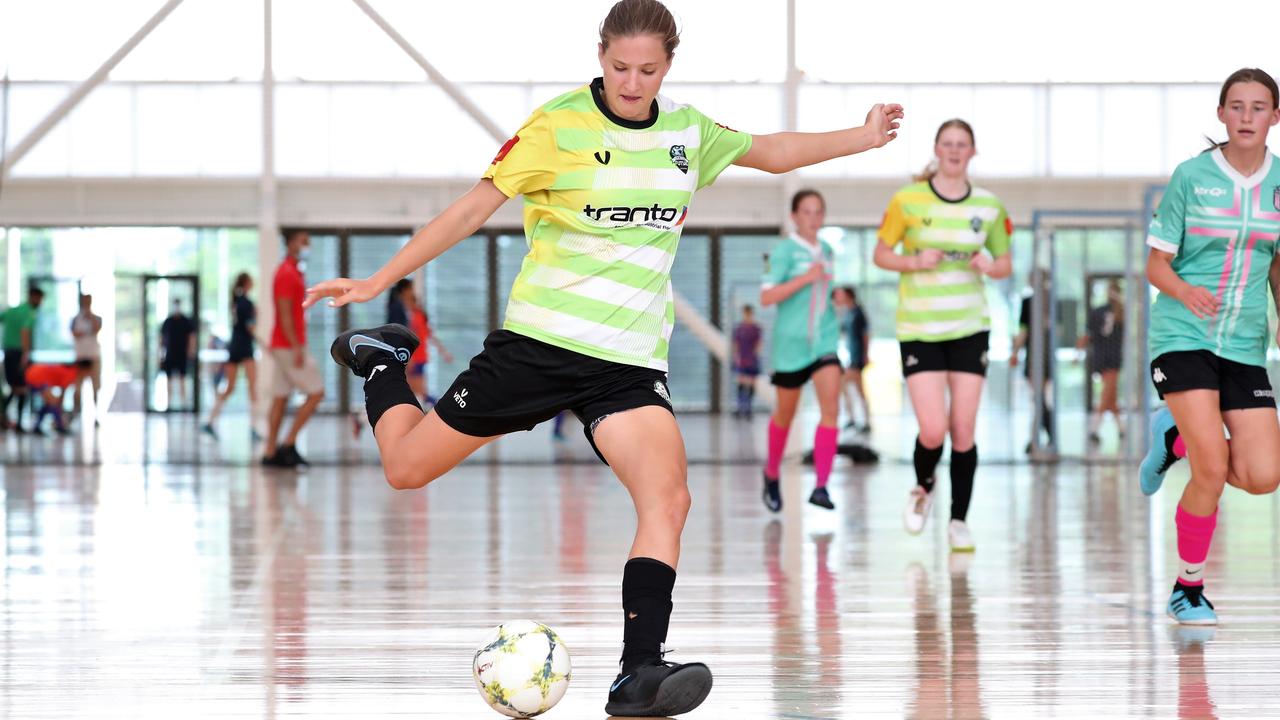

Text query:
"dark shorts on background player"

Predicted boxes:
[[4, 353, 26, 389], [770, 354, 841, 389], [899, 331, 989, 378], [227, 340, 254, 364], [162, 354, 190, 376], [1150, 350, 1275, 411], [432, 330, 674, 464], [734, 363, 760, 378]]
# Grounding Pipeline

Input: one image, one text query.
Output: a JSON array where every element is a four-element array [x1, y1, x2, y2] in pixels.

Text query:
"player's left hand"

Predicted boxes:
[[865, 103, 904, 148], [969, 253, 993, 275]]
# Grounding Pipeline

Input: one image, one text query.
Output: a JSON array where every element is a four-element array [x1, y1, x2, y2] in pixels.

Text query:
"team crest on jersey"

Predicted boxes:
[[970, 216, 983, 233], [669, 145, 689, 174]]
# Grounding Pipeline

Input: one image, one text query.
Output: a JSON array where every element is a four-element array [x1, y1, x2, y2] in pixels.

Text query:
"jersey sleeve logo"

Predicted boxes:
[[491, 135, 520, 164], [1005, 217, 1014, 235]]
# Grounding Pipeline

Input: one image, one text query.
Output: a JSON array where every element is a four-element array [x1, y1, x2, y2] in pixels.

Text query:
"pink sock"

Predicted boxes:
[[1173, 435, 1187, 458], [1175, 505, 1217, 586], [813, 425, 838, 489], [765, 420, 790, 479]]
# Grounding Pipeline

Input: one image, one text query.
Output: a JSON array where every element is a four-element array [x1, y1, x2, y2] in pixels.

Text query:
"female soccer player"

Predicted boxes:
[[874, 119, 1012, 553], [730, 304, 762, 418], [834, 285, 871, 431], [760, 189, 843, 512], [1138, 67, 1280, 625], [1080, 278, 1124, 443], [387, 279, 452, 407], [205, 272, 258, 437], [306, 0, 902, 714]]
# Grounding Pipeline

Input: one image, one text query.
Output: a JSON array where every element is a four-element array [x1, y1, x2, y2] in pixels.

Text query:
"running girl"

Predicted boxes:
[[1138, 67, 1280, 625], [874, 119, 1012, 553], [760, 189, 842, 512]]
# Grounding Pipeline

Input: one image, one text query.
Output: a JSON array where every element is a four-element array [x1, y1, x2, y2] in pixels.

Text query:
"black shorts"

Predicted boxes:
[[432, 330, 674, 464], [163, 355, 190, 376], [4, 352, 26, 389], [1150, 350, 1275, 411], [227, 341, 254, 364], [899, 331, 990, 378], [771, 354, 841, 389]]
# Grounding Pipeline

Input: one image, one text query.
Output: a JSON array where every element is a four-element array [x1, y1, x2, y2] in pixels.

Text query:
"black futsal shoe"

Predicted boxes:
[[330, 324, 419, 378], [808, 486, 835, 510], [762, 472, 782, 513], [605, 660, 713, 717]]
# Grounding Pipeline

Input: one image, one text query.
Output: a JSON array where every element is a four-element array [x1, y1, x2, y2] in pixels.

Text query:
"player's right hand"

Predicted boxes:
[[913, 249, 943, 271], [304, 277, 378, 309], [1177, 284, 1219, 319], [801, 263, 826, 285]]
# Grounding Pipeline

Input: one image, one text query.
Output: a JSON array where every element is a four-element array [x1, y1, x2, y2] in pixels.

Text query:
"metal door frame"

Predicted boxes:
[[141, 273, 200, 414], [1028, 210, 1146, 464]]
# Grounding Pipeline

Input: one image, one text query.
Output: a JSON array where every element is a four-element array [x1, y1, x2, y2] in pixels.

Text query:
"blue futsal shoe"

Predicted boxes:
[[1139, 407, 1181, 496], [1167, 582, 1217, 626]]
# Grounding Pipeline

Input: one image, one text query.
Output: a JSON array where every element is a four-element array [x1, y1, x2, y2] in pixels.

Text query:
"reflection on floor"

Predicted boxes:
[[2, 454, 1278, 717], [0, 409, 1141, 468]]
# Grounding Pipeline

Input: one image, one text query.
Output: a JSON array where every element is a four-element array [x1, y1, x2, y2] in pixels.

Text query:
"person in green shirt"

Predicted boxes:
[[2, 286, 46, 432], [874, 119, 1012, 554], [303, 0, 904, 714]]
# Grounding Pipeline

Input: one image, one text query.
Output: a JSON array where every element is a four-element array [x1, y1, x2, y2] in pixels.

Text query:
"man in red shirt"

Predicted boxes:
[[263, 229, 325, 467]]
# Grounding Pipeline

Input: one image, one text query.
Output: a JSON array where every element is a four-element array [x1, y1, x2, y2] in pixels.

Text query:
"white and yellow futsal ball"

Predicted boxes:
[[472, 620, 571, 718]]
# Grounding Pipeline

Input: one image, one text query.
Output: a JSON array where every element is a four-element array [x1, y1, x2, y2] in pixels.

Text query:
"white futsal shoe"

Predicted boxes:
[[948, 519, 975, 552], [903, 484, 933, 535]]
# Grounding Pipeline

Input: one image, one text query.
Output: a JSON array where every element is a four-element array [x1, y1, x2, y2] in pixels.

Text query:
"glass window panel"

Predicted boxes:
[[346, 233, 411, 408], [669, 234, 711, 410], [275, 85, 332, 176], [8, 85, 73, 176], [720, 232, 779, 405], [134, 85, 201, 175], [1048, 86, 1101, 176], [971, 86, 1041, 177], [495, 234, 527, 317], [192, 86, 260, 175], [67, 85, 134, 175], [423, 236, 488, 396], [297, 234, 342, 412], [1164, 86, 1222, 172], [1100, 87, 1164, 176]]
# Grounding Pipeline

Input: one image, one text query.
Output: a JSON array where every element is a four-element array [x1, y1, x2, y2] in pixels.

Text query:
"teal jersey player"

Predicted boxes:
[[762, 234, 841, 373], [1147, 148, 1280, 368]]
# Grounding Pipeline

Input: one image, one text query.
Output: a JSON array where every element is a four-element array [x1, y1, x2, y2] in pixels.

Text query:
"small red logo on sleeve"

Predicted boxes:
[[491, 135, 520, 164], [1004, 217, 1014, 235]]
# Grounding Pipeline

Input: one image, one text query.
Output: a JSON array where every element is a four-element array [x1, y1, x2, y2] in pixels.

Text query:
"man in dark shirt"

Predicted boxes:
[[160, 300, 197, 410]]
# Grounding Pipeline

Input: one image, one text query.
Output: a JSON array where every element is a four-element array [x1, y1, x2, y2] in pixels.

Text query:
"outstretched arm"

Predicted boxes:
[[305, 180, 508, 308], [735, 104, 903, 174]]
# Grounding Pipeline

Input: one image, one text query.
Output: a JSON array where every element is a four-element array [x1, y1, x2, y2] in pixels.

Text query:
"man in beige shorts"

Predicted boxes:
[[262, 229, 325, 467]]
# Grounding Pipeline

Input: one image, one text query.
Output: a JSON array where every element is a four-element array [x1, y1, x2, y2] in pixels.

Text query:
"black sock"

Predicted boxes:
[[620, 557, 676, 675], [363, 365, 422, 430], [16, 394, 27, 425], [913, 437, 943, 492], [950, 445, 977, 521], [746, 384, 755, 408]]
